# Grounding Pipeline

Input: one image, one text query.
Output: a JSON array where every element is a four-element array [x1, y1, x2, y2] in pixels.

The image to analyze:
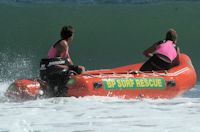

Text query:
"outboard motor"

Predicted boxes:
[[40, 58, 70, 97]]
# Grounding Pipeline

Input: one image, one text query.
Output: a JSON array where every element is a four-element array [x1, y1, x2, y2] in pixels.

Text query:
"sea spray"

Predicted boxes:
[[0, 52, 35, 82]]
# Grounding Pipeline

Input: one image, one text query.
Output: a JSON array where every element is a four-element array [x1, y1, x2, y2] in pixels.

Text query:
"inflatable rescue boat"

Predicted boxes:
[[5, 53, 197, 100]]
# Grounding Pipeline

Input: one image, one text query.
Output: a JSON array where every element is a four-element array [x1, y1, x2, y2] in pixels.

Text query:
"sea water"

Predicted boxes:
[[0, 82, 200, 132]]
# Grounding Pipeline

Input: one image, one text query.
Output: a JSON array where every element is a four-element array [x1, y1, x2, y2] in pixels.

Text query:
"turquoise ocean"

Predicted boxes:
[[0, 0, 199, 81], [0, 1, 200, 132]]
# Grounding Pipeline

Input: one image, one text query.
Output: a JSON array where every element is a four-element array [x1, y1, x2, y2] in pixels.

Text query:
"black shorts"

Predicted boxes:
[[140, 54, 172, 71]]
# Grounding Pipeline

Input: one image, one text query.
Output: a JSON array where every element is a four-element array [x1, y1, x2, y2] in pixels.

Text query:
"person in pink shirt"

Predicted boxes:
[[48, 25, 73, 64], [140, 29, 180, 71], [40, 25, 85, 97], [47, 25, 85, 73]]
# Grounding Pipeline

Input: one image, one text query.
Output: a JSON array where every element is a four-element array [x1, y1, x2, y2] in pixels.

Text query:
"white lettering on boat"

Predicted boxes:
[[48, 60, 65, 66]]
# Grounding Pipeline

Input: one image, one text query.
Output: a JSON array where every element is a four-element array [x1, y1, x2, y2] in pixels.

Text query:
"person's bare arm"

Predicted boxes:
[[143, 40, 163, 57], [55, 41, 65, 57]]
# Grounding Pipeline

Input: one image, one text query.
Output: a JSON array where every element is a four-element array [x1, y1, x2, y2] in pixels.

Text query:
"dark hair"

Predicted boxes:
[[60, 25, 74, 39], [165, 28, 177, 43]]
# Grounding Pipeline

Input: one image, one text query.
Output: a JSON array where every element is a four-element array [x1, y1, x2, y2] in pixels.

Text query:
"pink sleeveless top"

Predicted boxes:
[[47, 40, 69, 59], [47, 46, 57, 59], [156, 40, 177, 61]]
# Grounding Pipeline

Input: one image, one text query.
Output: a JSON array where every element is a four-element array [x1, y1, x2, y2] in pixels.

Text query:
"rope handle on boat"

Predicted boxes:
[[127, 70, 142, 74], [151, 70, 168, 76], [83, 70, 142, 77], [128, 69, 168, 77], [83, 69, 168, 77]]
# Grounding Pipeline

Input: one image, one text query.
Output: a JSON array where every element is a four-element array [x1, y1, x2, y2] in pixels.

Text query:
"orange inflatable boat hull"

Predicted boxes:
[[5, 53, 197, 100], [67, 53, 197, 99]]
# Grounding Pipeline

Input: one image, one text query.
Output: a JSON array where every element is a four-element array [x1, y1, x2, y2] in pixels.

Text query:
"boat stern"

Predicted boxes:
[[5, 79, 43, 100]]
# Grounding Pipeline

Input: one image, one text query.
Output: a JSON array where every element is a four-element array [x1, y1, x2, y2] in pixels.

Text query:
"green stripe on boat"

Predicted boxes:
[[103, 78, 165, 90]]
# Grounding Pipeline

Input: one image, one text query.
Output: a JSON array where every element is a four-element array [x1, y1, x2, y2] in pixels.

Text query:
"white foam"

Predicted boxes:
[[0, 84, 200, 132]]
